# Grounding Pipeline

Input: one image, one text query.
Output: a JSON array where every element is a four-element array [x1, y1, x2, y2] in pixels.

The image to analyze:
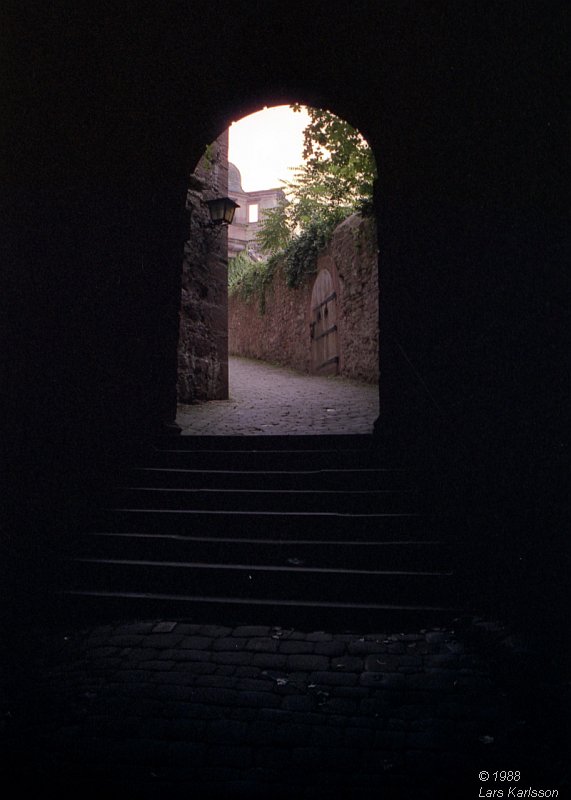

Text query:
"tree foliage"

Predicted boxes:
[[255, 105, 376, 259], [254, 197, 292, 256], [245, 105, 377, 294], [285, 104, 376, 229]]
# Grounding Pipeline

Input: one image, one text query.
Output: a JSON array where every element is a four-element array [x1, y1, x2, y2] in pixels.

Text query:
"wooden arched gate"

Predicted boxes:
[[310, 268, 339, 375]]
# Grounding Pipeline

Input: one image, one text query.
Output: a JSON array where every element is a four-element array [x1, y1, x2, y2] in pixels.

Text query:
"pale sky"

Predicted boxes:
[[228, 105, 311, 192]]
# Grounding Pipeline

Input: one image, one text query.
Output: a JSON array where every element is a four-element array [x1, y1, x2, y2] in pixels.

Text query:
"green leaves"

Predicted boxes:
[[255, 198, 292, 255], [281, 211, 346, 289], [261, 105, 376, 239], [231, 105, 377, 310]]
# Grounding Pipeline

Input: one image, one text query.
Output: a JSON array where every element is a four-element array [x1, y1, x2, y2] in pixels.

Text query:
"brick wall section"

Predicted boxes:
[[229, 264, 314, 373], [178, 131, 230, 402], [332, 214, 379, 382], [228, 214, 379, 383]]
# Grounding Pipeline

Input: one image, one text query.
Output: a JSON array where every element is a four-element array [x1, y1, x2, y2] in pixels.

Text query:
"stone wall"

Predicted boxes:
[[228, 214, 379, 383], [177, 132, 229, 402]]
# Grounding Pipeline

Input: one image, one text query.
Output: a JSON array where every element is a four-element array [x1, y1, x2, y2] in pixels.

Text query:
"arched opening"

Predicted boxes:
[[176, 103, 380, 436]]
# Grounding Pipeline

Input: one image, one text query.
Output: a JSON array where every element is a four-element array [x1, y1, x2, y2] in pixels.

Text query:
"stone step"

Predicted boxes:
[[68, 557, 456, 604], [57, 589, 461, 630], [161, 434, 374, 451], [109, 487, 422, 515], [92, 508, 439, 540], [144, 448, 385, 472], [131, 466, 411, 491], [80, 532, 451, 571], [58, 437, 461, 628]]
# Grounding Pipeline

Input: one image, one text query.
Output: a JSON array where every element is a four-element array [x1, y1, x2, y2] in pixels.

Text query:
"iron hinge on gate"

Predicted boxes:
[[316, 356, 340, 370], [314, 324, 338, 342], [312, 291, 337, 312]]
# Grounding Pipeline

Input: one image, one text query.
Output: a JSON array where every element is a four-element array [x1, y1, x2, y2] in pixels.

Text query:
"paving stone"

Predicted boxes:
[[424, 653, 459, 668], [112, 669, 153, 683], [141, 660, 176, 671], [309, 671, 358, 687], [199, 626, 232, 638], [172, 624, 204, 635], [234, 667, 262, 678], [245, 637, 279, 653], [306, 632, 333, 642], [212, 637, 248, 651], [287, 655, 329, 671], [281, 694, 315, 712], [332, 686, 369, 699], [360, 697, 391, 716], [238, 678, 274, 692], [152, 622, 178, 633], [347, 638, 387, 656], [195, 675, 238, 689], [176, 661, 217, 675], [154, 671, 195, 685], [365, 654, 401, 672], [108, 636, 146, 648], [212, 651, 253, 666], [319, 697, 357, 715], [215, 665, 236, 676], [425, 632, 449, 644], [162, 702, 225, 720], [190, 688, 239, 705], [314, 641, 346, 656], [257, 708, 294, 723], [154, 685, 200, 702], [331, 655, 363, 671], [229, 707, 259, 722], [179, 636, 212, 650], [279, 641, 314, 654], [233, 626, 270, 637], [236, 691, 281, 709], [126, 648, 160, 662], [113, 623, 155, 636], [90, 646, 119, 658], [360, 673, 406, 689], [142, 634, 184, 649], [165, 648, 211, 662], [406, 673, 456, 691], [252, 654, 288, 669]]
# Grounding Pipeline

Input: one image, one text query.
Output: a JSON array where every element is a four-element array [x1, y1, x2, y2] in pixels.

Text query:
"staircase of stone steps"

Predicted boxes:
[[60, 435, 462, 628]]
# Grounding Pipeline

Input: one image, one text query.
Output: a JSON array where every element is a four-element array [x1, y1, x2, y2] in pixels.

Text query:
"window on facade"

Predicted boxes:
[[248, 203, 259, 223]]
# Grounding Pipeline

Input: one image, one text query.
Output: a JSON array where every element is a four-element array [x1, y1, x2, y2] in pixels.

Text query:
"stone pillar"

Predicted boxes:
[[177, 130, 229, 402]]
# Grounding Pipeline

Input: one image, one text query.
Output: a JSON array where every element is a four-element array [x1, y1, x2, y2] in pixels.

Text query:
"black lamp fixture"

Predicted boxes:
[[206, 197, 240, 225]]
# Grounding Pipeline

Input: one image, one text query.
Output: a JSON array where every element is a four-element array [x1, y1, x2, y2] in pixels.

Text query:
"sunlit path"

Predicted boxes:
[[176, 356, 379, 435]]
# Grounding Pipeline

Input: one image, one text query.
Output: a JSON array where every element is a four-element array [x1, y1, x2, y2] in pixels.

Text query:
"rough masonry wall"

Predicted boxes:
[[177, 132, 229, 402], [228, 214, 379, 383]]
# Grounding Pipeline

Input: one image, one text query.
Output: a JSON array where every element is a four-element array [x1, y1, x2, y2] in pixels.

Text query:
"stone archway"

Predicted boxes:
[[179, 101, 382, 428]]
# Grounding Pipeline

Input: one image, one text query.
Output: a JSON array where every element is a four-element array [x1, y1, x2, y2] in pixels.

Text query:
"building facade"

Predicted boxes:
[[227, 162, 285, 258]]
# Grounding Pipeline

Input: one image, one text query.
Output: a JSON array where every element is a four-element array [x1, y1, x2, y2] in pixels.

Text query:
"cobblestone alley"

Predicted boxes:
[[176, 356, 379, 435]]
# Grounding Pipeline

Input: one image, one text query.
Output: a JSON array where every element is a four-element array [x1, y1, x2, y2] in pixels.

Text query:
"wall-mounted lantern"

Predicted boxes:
[[206, 197, 240, 225]]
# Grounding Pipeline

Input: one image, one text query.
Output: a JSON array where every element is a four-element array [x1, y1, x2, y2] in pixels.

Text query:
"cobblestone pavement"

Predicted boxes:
[[176, 356, 379, 435], [1, 618, 567, 799]]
